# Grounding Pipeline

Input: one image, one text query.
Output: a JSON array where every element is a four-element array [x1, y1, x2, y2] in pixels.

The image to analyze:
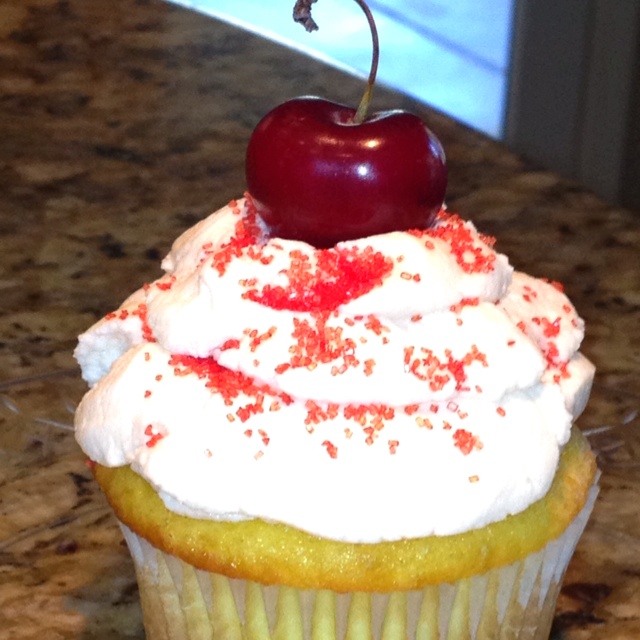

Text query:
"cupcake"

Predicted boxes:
[[74, 193, 598, 640]]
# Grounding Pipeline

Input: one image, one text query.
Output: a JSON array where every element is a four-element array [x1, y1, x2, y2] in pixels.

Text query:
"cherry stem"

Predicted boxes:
[[293, 0, 379, 124], [351, 0, 379, 124]]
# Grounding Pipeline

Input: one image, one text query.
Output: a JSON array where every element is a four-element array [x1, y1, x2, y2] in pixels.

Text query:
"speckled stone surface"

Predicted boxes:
[[0, 0, 639, 638]]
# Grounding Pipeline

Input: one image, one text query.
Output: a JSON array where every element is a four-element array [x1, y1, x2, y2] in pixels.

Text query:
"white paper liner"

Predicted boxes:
[[119, 477, 599, 640]]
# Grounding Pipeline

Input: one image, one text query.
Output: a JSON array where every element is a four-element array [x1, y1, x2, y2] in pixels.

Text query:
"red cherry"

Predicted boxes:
[[246, 96, 447, 247], [246, 0, 447, 247]]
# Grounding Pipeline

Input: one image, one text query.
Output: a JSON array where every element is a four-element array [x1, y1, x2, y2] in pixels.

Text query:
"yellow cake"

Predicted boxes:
[[93, 426, 595, 592]]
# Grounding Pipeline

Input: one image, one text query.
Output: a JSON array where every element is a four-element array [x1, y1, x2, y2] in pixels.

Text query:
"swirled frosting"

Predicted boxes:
[[74, 197, 594, 542]]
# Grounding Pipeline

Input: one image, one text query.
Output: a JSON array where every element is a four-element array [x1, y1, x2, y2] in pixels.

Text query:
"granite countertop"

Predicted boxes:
[[1, 0, 639, 637]]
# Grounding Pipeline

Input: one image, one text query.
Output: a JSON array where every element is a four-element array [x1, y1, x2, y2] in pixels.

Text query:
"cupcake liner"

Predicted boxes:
[[119, 476, 599, 640]]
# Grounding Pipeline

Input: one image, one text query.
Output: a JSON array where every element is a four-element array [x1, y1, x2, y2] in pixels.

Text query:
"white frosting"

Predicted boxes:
[[74, 198, 594, 542]]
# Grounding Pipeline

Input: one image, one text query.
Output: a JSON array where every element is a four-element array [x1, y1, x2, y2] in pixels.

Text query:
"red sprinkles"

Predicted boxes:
[[155, 276, 176, 291], [453, 429, 483, 455], [322, 440, 338, 459], [144, 424, 164, 448], [208, 196, 264, 276], [104, 303, 155, 342], [404, 345, 488, 392], [241, 244, 393, 312], [552, 362, 572, 384], [409, 211, 496, 274], [169, 354, 292, 423], [132, 303, 155, 342], [275, 312, 363, 377], [126, 201, 580, 468]]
